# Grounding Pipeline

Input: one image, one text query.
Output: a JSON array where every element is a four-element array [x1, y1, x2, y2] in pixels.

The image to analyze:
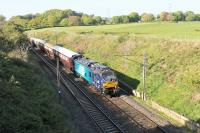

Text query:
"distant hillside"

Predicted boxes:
[[27, 22, 200, 123]]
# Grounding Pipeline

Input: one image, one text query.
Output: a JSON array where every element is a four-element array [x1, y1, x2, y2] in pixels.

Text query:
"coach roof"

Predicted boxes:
[[44, 43, 54, 48], [53, 46, 80, 58], [31, 38, 46, 44]]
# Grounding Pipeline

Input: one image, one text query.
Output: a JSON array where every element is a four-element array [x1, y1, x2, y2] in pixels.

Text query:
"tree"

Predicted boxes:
[[185, 11, 196, 21], [112, 15, 131, 24], [170, 11, 185, 22], [28, 16, 43, 29], [68, 16, 82, 26], [0, 15, 6, 27], [47, 15, 58, 27], [40, 17, 49, 28], [19, 14, 36, 20], [0, 22, 28, 55], [121, 15, 130, 23], [129, 12, 140, 22], [93, 16, 103, 25], [42, 9, 65, 27], [159, 12, 171, 21], [141, 13, 155, 22], [9, 16, 29, 29], [63, 9, 76, 17], [81, 15, 94, 25], [0, 15, 6, 22], [112, 16, 122, 24], [60, 18, 69, 26], [195, 14, 200, 21]]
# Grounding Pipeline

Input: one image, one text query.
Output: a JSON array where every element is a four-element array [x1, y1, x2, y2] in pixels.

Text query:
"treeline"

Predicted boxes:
[[0, 16, 67, 133], [9, 9, 105, 29], [112, 11, 200, 24], [2, 9, 200, 30]]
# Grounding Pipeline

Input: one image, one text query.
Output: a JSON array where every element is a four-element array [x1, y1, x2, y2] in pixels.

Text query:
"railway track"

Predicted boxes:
[[100, 95, 168, 133], [32, 49, 125, 133]]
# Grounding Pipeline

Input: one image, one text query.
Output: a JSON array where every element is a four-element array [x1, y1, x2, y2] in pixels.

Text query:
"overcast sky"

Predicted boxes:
[[0, 0, 200, 19]]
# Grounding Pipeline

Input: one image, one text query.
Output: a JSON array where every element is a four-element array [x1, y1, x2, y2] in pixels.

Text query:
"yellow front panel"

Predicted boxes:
[[103, 81, 118, 89]]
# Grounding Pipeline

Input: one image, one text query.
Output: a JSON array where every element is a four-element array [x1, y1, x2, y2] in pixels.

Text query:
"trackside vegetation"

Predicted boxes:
[[0, 17, 78, 133], [27, 22, 200, 123], [0, 54, 66, 133]]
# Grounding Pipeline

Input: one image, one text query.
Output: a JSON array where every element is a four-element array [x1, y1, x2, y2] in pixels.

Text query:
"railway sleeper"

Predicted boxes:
[[105, 128, 120, 132], [87, 108, 99, 112], [91, 115, 107, 120], [96, 119, 109, 123]]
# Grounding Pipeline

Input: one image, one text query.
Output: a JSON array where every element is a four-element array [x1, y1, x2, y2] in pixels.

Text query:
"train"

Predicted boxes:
[[29, 37, 119, 94]]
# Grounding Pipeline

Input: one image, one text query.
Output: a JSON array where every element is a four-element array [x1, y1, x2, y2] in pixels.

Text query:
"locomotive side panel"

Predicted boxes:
[[74, 60, 93, 84]]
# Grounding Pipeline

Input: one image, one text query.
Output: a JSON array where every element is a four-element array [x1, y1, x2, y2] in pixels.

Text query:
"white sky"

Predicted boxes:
[[0, 0, 200, 19]]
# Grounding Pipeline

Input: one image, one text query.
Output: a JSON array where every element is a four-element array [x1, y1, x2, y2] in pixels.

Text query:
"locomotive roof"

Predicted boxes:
[[76, 58, 96, 66], [76, 58, 111, 73], [53, 46, 80, 58], [91, 63, 111, 73]]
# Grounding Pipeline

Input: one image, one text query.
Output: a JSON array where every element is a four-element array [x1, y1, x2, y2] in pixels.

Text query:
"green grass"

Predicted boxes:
[[28, 22, 200, 40], [27, 22, 200, 123]]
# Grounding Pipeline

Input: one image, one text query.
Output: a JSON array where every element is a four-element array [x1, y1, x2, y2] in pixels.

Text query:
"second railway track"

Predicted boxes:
[[98, 95, 168, 133]]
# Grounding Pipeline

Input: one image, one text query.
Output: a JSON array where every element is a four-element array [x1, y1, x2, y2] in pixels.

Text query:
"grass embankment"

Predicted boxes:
[[0, 52, 78, 133], [27, 22, 200, 123]]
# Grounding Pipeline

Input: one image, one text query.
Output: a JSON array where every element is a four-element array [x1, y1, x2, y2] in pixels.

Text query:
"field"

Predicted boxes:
[[28, 22, 200, 40], [27, 22, 200, 123]]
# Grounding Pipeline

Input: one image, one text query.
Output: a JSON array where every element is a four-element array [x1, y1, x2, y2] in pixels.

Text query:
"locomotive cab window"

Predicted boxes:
[[102, 71, 116, 81]]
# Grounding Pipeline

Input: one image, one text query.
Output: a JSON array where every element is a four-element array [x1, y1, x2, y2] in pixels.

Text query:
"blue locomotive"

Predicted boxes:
[[74, 58, 118, 94]]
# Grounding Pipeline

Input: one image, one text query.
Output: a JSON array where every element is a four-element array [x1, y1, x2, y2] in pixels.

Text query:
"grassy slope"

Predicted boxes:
[[27, 22, 200, 122]]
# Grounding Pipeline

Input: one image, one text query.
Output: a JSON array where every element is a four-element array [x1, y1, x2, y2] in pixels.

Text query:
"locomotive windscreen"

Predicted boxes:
[[102, 71, 116, 81]]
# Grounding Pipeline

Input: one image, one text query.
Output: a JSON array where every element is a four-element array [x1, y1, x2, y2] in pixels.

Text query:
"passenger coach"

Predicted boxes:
[[53, 46, 82, 71]]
